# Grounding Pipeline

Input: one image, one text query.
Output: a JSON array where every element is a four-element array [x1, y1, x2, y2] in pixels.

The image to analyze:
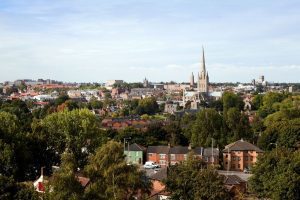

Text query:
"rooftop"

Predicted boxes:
[[223, 139, 263, 153]]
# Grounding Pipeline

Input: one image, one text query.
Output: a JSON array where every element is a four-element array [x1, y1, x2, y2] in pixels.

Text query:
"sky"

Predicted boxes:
[[0, 0, 300, 83]]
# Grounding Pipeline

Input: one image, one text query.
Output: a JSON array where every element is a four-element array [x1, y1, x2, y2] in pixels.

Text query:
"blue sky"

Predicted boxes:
[[0, 0, 300, 83]]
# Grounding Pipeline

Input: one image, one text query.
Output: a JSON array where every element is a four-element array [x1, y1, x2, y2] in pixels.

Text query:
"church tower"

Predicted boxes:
[[198, 47, 209, 93], [190, 72, 195, 87]]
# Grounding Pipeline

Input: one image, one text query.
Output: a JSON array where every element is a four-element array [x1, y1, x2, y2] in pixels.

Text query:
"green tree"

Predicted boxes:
[[257, 92, 286, 118], [249, 149, 300, 200], [32, 109, 107, 168], [191, 109, 225, 147], [225, 108, 252, 142], [222, 92, 244, 114], [0, 175, 38, 200], [54, 94, 70, 106], [84, 141, 152, 199], [165, 154, 229, 200], [47, 151, 83, 200], [135, 97, 159, 115], [251, 94, 264, 110]]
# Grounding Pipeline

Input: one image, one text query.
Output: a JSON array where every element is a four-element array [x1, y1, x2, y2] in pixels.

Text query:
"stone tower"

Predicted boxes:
[[197, 47, 209, 93], [143, 77, 149, 88], [190, 72, 195, 87]]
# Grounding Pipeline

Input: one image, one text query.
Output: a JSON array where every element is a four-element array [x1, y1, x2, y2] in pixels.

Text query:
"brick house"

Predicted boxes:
[[147, 145, 220, 167], [147, 146, 170, 167], [169, 146, 189, 165], [223, 139, 263, 171]]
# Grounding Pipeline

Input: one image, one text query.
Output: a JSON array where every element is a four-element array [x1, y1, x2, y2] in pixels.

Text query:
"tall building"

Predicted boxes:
[[197, 48, 209, 93]]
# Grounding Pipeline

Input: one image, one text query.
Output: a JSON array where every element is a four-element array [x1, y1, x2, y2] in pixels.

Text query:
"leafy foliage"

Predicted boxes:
[[165, 154, 229, 200], [84, 141, 152, 199], [249, 149, 300, 200]]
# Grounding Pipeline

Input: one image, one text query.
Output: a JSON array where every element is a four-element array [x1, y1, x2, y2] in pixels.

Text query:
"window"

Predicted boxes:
[[171, 154, 175, 160], [245, 156, 248, 161], [233, 156, 236, 161], [159, 154, 166, 159], [148, 153, 153, 157], [238, 157, 241, 161], [232, 164, 235, 169], [184, 154, 187, 160], [250, 156, 253, 161], [238, 164, 240, 169], [159, 160, 166, 165], [225, 155, 228, 158]]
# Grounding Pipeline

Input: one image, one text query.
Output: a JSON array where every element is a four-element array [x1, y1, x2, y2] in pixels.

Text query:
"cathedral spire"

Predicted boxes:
[[201, 46, 206, 74]]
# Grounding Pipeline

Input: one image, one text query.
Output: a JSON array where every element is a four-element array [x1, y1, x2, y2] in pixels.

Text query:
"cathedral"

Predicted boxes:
[[183, 48, 210, 108], [197, 47, 209, 93]]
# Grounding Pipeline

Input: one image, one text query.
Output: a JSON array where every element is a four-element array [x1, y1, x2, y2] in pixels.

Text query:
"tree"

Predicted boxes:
[[47, 151, 83, 200], [0, 100, 33, 132], [0, 140, 17, 177], [251, 94, 264, 110], [193, 168, 230, 200], [0, 175, 38, 200], [163, 121, 188, 146], [54, 94, 69, 106], [84, 141, 152, 199], [135, 97, 159, 115], [249, 149, 300, 200], [225, 108, 252, 142], [222, 92, 244, 114], [31, 109, 107, 169], [191, 108, 225, 147], [164, 154, 229, 200], [257, 92, 286, 118]]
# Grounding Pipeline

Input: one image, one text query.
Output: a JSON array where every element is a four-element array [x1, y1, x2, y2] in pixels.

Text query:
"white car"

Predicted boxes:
[[143, 161, 159, 169]]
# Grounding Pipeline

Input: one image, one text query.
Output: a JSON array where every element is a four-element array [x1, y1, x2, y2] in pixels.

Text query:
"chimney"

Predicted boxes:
[[41, 167, 45, 176]]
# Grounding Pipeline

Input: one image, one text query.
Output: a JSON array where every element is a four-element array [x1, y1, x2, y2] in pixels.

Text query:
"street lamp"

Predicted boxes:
[[270, 142, 278, 156], [211, 138, 214, 165]]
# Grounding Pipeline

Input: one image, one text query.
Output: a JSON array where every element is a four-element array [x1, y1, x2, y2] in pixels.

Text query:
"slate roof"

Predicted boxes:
[[223, 139, 263, 153], [147, 146, 170, 154], [128, 143, 146, 151], [203, 148, 219, 157], [169, 146, 189, 154], [223, 175, 245, 185]]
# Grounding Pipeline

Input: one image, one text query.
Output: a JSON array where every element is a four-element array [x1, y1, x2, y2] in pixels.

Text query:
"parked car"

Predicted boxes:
[[143, 161, 159, 169], [243, 168, 251, 174]]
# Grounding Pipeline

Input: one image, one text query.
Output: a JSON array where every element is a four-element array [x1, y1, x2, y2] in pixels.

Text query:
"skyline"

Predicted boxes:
[[1, 0, 300, 83]]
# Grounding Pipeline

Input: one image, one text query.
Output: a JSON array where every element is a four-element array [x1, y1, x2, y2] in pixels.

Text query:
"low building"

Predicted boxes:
[[124, 143, 146, 165], [223, 139, 263, 172], [223, 175, 247, 197]]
